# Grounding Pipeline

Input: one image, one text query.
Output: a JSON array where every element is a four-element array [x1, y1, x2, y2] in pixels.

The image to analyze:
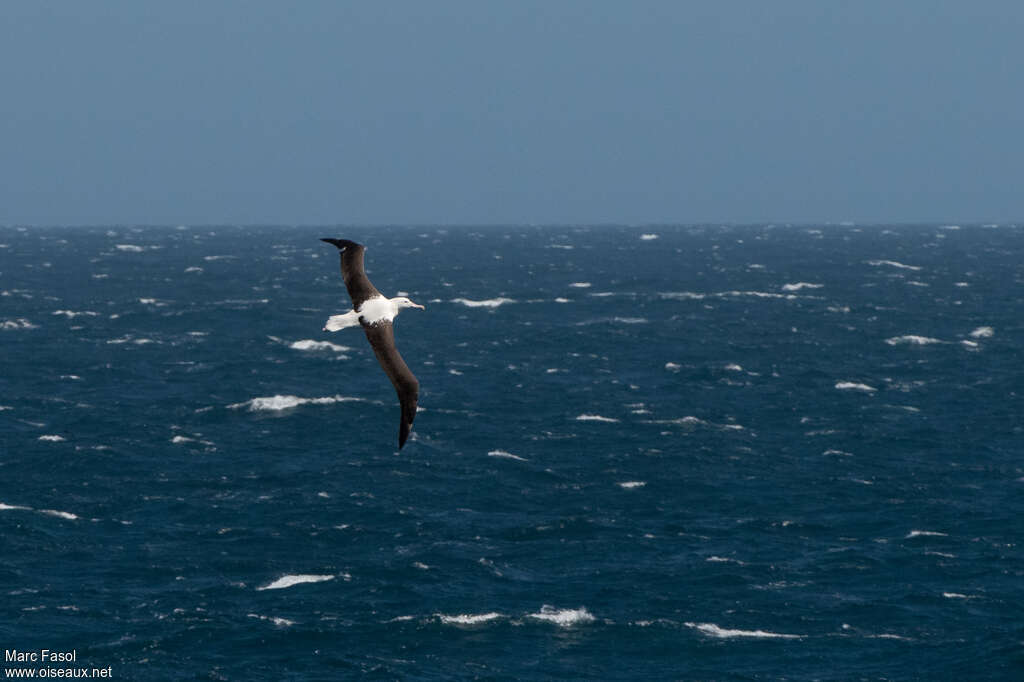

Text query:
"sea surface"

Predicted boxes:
[[1, 224, 1022, 680]]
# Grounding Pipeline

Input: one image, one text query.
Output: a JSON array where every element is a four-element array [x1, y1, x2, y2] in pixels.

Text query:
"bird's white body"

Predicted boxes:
[[324, 295, 422, 332]]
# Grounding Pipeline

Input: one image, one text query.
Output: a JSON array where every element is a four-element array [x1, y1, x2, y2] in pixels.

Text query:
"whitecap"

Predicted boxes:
[[437, 612, 503, 626], [685, 622, 801, 639], [52, 310, 99, 318], [942, 592, 976, 599], [114, 244, 145, 252], [554, 297, 570, 303], [229, 395, 364, 412], [0, 503, 32, 511], [639, 233, 659, 240], [866, 259, 922, 271], [885, 335, 944, 346], [289, 339, 352, 352], [39, 509, 78, 520], [451, 297, 515, 308], [781, 282, 823, 291], [527, 606, 595, 627], [659, 291, 705, 300], [569, 282, 591, 288], [184, 266, 203, 273], [1, 319, 38, 330], [247, 613, 296, 627], [906, 530, 948, 539], [38, 435, 66, 442], [171, 436, 195, 444], [724, 363, 743, 371], [835, 382, 877, 393], [664, 362, 682, 371], [488, 450, 528, 462], [617, 481, 646, 489], [256, 574, 335, 591], [706, 556, 746, 565], [969, 326, 994, 338], [575, 414, 620, 423]]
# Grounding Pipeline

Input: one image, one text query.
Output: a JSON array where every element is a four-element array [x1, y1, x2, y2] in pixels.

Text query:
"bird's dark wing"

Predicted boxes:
[[320, 238, 382, 308], [362, 321, 419, 449]]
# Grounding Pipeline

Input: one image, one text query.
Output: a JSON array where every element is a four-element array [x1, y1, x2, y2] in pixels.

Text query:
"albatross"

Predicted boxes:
[[320, 238, 424, 449]]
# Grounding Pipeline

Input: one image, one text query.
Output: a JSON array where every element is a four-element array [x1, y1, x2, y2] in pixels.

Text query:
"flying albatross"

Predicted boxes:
[[320, 238, 424, 449]]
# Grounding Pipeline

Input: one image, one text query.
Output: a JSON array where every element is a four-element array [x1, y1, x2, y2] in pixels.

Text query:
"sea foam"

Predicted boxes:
[[835, 381, 876, 392], [229, 395, 364, 412], [527, 606, 595, 627], [437, 612, 503, 626], [885, 335, 944, 346], [685, 622, 801, 639], [866, 260, 922, 271], [488, 450, 529, 462], [256, 574, 335, 591], [451, 297, 515, 308], [289, 339, 352, 352]]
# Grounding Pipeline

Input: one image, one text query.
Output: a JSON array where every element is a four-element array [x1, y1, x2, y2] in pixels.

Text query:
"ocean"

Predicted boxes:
[[1, 224, 1021, 680]]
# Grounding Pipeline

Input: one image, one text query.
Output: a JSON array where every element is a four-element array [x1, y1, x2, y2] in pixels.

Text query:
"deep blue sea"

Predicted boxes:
[[2, 224, 1022, 680]]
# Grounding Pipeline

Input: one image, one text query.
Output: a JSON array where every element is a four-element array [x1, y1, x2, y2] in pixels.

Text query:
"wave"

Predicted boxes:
[[437, 612, 503, 626], [38, 435, 66, 442], [575, 414, 620, 423], [527, 606, 595, 627], [289, 339, 352, 352], [228, 394, 365, 412], [39, 509, 78, 520], [781, 282, 823, 291], [835, 381, 877, 392], [114, 244, 145, 252], [617, 481, 646, 489], [885, 335, 944, 346], [451, 297, 515, 308], [488, 450, 529, 462], [1, 318, 38, 330], [575, 317, 648, 325], [569, 282, 591, 288], [905, 530, 948, 539], [247, 613, 296, 627], [646, 416, 745, 431], [640, 233, 659, 240], [107, 336, 160, 345], [969, 326, 994, 338], [256, 574, 335, 591], [1, 503, 76, 521], [685, 622, 801, 639], [866, 259, 922, 271], [659, 290, 812, 301], [52, 310, 99, 318]]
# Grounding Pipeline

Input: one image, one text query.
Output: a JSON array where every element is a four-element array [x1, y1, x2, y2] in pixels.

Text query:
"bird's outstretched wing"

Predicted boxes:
[[320, 238, 382, 308], [362, 321, 419, 449]]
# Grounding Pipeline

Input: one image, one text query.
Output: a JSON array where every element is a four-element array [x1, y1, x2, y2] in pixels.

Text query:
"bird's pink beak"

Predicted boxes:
[[412, 303, 425, 310]]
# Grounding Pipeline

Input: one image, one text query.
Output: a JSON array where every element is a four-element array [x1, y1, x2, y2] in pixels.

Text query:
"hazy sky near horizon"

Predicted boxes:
[[3, 1, 1022, 225]]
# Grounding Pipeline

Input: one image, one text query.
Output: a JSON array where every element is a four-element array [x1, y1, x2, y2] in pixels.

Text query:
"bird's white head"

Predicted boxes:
[[394, 297, 425, 311]]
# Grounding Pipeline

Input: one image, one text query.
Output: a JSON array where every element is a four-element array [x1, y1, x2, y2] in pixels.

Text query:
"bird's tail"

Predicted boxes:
[[321, 238, 360, 250]]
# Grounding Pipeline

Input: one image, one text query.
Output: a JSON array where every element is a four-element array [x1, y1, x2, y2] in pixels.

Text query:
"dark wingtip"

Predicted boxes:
[[321, 238, 360, 250]]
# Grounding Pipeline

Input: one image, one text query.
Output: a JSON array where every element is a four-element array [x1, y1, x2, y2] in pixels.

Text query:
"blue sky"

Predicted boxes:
[[2, 1, 1021, 225]]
